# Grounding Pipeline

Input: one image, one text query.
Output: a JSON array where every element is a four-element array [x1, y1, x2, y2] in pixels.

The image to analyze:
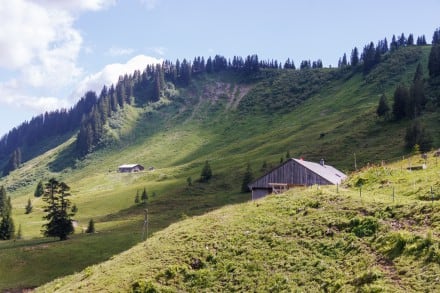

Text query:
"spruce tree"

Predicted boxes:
[[25, 198, 33, 214], [350, 47, 359, 67], [200, 160, 212, 182], [86, 219, 95, 233], [141, 188, 148, 204], [428, 45, 440, 78], [42, 178, 76, 241], [0, 186, 14, 240], [392, 84, 409, 120], [376, 94, 390, 118], [34, 181, 44, 197], [134, 191, 140, 204], [241, 163, 254, 193]]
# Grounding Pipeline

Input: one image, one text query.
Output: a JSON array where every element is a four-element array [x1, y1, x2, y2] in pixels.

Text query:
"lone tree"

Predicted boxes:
[[0, 186, 14, 240], [0, 187, 14, 239], [241, 163, 254, 193], [141, 188, 148, 204], [200, 160, 212, 182], [86, 219, 95, 234], [25, 198, 33, 214], [376, 94, 390, 118], [42, 178, 76, 241], [34, 181, 44, 197]]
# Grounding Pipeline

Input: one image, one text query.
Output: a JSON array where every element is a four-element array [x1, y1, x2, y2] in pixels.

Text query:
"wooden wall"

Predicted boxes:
[[249, 159, 331, 189]]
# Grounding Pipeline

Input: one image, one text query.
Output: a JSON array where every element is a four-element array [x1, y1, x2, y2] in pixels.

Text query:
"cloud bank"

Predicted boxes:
[[71, 55, 162, 99]]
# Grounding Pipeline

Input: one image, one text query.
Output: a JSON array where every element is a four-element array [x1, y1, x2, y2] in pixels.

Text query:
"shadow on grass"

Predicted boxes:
[[47, 141, 78, 172]]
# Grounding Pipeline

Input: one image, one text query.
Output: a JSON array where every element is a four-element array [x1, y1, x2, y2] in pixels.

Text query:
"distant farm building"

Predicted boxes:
[[248, 158, 346, 200], [118, 164, 144, 173]]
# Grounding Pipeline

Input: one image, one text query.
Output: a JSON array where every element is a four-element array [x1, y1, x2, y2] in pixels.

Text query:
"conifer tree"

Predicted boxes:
[[428, 45, 440, 78], [42, 178, 76, 241], [34, 181, 44, 197], [0, 186, 14, 240], [241, 163, 254, 193], [376, 94, 390, 118], [135, 190, 140, 204], [25, 198, 33, 214], [86, 219, 95, 233], [200, 160, 212, 182], [141, 188, 148, 204], [392, 84, 410, 120], [350, 47, 359, 67]]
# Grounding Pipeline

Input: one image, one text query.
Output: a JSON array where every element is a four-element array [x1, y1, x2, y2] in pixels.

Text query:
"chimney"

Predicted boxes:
[[320, 158, 325, 166]]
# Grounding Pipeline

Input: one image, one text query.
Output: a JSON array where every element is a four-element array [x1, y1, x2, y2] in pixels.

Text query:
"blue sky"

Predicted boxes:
[[0, 0, 439, 136]]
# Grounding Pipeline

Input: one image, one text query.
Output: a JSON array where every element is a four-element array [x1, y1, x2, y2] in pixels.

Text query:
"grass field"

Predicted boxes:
[[0, 45, 439, 291], [36, 152, 440, 292]]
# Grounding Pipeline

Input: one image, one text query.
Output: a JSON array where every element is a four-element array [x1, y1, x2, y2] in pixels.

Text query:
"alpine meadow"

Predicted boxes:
[[1, 27, 440, 292]]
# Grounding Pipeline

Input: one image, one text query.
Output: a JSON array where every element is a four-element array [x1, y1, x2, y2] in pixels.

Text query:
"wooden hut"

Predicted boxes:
[[118, 164, 144, 173], [248, 158, 346, 200]]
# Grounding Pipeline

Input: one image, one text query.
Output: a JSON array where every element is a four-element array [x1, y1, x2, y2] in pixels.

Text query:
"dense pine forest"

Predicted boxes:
[[1, 28, 440, 178]]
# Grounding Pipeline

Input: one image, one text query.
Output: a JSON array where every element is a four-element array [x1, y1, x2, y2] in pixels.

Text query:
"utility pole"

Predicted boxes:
[[354, 153, 357, 171], [142, 209, 148, 241]]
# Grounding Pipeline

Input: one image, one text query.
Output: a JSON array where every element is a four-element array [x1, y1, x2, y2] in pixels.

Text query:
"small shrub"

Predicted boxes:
[[350, 217, 379, 237], [350, 270, 381, 286], [131, 279, 159, 293]]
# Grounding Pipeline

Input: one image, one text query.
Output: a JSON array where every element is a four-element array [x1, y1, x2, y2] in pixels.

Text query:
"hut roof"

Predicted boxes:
[[293, 159, 346, 185], [118, 164, 143, 169]]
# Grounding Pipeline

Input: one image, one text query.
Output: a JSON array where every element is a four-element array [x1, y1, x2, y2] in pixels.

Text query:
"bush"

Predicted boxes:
[[350, 217, 379, 237]]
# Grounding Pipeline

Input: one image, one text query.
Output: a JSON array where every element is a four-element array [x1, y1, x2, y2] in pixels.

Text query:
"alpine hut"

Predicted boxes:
[[118, 164, 145, 173], [248, 158, 346, 200]]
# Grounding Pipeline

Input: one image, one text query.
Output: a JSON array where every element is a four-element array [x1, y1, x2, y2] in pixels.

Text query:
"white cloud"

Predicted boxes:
[[0, 0, 113, 114], [71, 55, 162, 99], [140, 0, 160, 10], [33, 0, 116, 12], [0, 81, 69, 112], [106, 47, 135, 57]]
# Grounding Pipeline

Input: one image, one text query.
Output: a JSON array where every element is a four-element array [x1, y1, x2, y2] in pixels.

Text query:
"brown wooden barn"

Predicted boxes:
[[248, 158, 346, 200]]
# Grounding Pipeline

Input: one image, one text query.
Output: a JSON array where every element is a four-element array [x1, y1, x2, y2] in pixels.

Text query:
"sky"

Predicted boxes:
[[0, 0, 439, 136]]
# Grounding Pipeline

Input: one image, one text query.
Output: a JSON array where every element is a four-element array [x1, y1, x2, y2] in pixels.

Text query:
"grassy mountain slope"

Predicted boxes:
[[0, 45, 439, 290], [37, 152, 440, 292]]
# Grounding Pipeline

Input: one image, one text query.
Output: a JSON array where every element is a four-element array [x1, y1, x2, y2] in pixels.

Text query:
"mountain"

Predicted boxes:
[[0, 40, 440, 291], [36, 151, 440, 292]]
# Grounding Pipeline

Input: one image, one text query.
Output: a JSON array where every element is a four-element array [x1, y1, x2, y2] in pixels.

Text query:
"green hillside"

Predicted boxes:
[[37, 152, 440, 292], [0, 45, 439, 291]]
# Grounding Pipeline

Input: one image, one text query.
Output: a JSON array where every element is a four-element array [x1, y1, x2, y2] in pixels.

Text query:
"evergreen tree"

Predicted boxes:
[[408, 63, 426, 118], [141, 188, 148, 204], [41, 178, 76, 241], [407, 34, 414, 46], [86, 219, 95, 233], [3, 148, 21, 176], [392, 84, 410, 120], [134, 190, 140, 204], [350, 47, 359, 67], [376, 94, 390, 118], [432, 27, 440, 45], [0, 186, 14, 240], [200, 160, 212, 182], [416, 35, 427, 46], [25, 198, 33, 214], [241, 163, 254, 193], [404, 120, 433, 152], [428, 45, 440, 78], [34, 181, 44, 197]]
